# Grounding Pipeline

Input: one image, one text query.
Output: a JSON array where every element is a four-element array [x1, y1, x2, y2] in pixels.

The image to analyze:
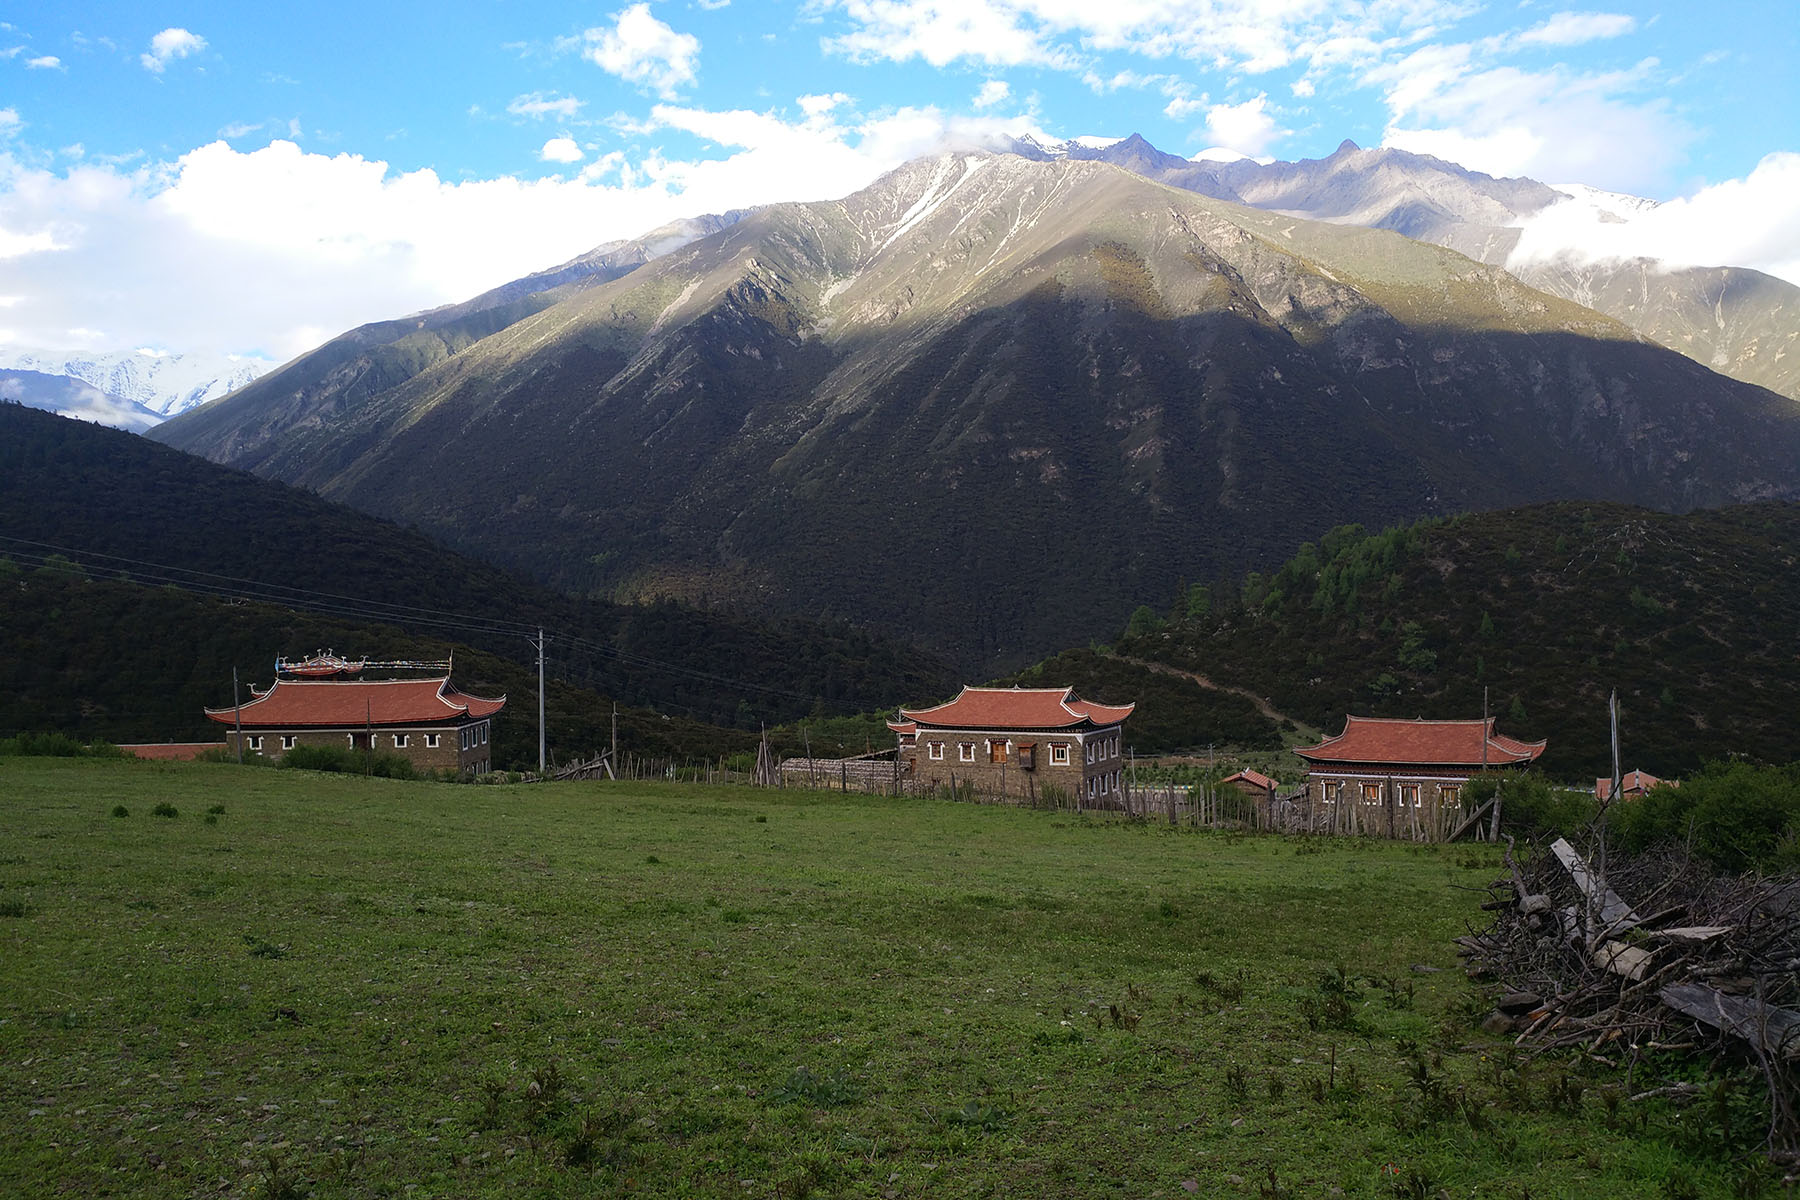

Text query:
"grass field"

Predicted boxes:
[[0, 759, 1762, 1198]]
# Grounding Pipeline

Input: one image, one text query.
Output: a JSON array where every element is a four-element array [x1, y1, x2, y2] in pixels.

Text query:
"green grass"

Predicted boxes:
[[0, 759, 1762, 1198]]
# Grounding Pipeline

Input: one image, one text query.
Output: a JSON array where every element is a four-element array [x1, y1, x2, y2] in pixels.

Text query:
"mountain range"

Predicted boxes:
[[153, 150, 1800, 669], [0, 347, 274, 422]]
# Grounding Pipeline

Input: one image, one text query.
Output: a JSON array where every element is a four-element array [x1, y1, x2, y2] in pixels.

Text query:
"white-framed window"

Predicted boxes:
[[425, 734, 440, 749], [1441, 784, 1461, 805], [1398, 783, 1420, 808], [1050, 743, 1069, 765], [461, 728, 470, 751], [928, 741, 944, 761], [393, 734, 409, 748], [280, 735, 296, 750], [958, 743, 975, 763], [1362, 782, 1382, 804], [247, 735, 263, 751], [480, 724, 488, 745], [1322, 780, 1342, 803]]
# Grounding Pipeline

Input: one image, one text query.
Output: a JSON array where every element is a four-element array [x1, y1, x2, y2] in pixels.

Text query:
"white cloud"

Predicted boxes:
[[220, 121, 265, 139], [582, 4, 700, 99], [821, 1, 1071, 69], [1198, 94, 1283, 158], [0, 104, 1044, 361], [508, 92, 584, 120], [799, 92, 851, 119], [1163, 95, 1206, 120], [1510, 153, 1800, 286], [0, 108, 19, 137], [1516, 11, 1635, 48], [540, 136, 584, 164], [973, 79, 1010, 109], [26, 55, 60, 70], [141, 27, 206, 73], [817, 1, 1466, 75], [1369, 46, 1688, 193]]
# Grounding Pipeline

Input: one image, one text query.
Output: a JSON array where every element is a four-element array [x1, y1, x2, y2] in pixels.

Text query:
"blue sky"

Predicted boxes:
[[2, 2, 1797, 361]]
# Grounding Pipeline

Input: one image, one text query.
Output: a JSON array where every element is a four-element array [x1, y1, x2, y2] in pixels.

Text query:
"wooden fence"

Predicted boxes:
[[536, 749, 1493, 843]]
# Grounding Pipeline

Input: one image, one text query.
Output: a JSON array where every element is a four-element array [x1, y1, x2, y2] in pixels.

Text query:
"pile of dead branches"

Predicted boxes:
[[1460, 835, 1800, 1169]]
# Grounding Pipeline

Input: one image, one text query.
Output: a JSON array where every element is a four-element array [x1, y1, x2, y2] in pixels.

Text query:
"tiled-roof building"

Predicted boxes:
[[1595, 769, 1670, 802], [206, 673, 505, 775], [1295, 715, 1546, 838], [892, 686, 1134, 806]]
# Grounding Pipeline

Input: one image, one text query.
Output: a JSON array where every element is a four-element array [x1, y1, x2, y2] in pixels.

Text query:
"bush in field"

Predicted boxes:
[[0, 732, 125, 758], [1609, 761, 1800, 874], [1466, 773, 1597, 841], [279, 744, 419, 780]]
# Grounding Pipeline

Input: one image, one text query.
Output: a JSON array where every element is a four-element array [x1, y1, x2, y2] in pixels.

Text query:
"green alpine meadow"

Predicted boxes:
[[1, 758, 1770, 1198]]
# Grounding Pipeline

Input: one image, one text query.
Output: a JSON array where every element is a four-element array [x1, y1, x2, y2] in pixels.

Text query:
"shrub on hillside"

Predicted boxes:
[[1609, 761, 1800, 874]]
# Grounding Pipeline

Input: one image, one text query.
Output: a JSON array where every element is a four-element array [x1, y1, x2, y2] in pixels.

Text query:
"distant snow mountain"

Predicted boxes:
[[0, 369, 165, 434], [0, 348, 275, 424]]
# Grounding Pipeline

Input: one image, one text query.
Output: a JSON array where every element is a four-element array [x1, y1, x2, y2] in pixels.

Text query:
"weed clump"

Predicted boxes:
[[111, 804, 129, 818], [152, 802, 178, 818], [769, 1066, 862, 1107]]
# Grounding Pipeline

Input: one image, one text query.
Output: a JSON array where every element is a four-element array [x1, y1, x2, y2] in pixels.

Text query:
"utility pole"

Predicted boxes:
[[232, 667, 243, 765], [611, 703, 618, 770], [536, 627, 546, 776]]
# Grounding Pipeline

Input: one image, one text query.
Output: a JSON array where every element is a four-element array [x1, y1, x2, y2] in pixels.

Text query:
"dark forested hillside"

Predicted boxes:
[[0, 570, 750, 766], [0, 403, 955, 745], [1113, 501, 1800, 778]]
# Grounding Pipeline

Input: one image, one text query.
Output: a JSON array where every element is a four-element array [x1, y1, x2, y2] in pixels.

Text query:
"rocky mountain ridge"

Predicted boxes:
[[154, 153, 1800, 668], [1038, 135, 1800, 400]]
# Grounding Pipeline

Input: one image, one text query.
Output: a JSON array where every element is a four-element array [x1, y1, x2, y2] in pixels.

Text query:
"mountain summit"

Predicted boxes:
[[154, 153, 1800, 667]]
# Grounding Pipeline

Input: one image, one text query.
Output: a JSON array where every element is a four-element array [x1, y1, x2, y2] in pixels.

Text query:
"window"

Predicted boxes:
[[1084, 741, 1094, 764], [1050, 743, 1069, 765], [989, 740, 1007, 764], [247, 735, 262, 751], [928, 741, 944, 761], [425, 734, 439, 749], [479, 723, 488, 745], [1398, 784, 1420, 808], [958, 743, 974, 763], [1441, 784, 1461, 805], [280, 735, 295, 750], [393, 734, 409, 748], [1322, 780, 1342, 804], [347, 734, 357, 747], [1362, 782, 1383, 804]]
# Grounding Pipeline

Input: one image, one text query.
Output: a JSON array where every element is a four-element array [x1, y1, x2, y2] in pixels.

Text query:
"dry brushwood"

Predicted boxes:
[[1460, 834, 1800, 1167]]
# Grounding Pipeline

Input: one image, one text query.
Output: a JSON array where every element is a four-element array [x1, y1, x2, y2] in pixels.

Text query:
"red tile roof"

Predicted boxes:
[[205, 677, 505, 728], [1222, 768, 1278, 791], [118, 742, 226, 761], [1595, 769, 1669, 801], [899, 686, 1134, 731], [1297, 716, 1545, 768]]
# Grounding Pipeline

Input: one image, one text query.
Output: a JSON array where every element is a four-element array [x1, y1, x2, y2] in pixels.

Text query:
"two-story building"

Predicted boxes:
[[206, 656, 505, 775], [1296, 714, 1545, 838], [891, 686, 1134, 806]]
